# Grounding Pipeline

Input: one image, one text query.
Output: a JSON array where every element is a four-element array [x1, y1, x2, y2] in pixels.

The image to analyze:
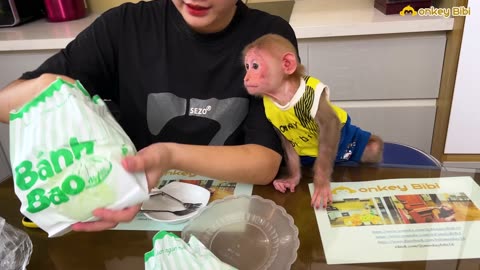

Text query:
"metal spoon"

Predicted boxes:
[[140, 208, 198, 216], [150, 190, 203, 209]]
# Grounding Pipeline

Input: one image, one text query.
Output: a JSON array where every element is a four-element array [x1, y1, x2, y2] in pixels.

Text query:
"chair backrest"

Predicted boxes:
[[381, 142, 442, 169]]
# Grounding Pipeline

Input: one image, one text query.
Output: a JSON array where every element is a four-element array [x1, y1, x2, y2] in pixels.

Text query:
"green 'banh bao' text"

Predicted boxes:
[[15, 137, 95, 214]]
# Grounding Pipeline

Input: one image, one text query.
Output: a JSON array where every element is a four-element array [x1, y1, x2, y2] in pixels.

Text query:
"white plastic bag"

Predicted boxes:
[[0, 217, 33, 270], [144, 231, 237, 270], [9, 78, 149, 237]]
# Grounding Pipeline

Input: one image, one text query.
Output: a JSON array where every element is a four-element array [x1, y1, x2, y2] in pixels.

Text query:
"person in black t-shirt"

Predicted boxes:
[[0, 0, 298, 231]]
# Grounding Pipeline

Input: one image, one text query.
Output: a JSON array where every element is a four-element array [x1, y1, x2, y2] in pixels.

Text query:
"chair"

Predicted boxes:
[[380, 142, 442, 169], [336, 141, 442, 169]]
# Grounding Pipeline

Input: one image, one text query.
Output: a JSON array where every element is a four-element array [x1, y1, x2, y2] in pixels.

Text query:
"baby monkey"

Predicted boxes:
[[242, 34, 383, 208]]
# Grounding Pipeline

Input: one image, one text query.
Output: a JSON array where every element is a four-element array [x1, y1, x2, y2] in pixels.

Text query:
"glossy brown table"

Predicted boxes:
[[1, 166, 480, 270]]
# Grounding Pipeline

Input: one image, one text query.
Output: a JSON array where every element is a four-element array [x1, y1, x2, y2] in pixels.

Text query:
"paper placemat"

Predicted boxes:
[[310, 176, 480, 264]]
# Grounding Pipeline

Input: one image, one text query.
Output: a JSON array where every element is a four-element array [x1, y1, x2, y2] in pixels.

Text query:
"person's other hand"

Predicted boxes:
[[72, 143, 172, 231], [122, 143, 172, 191], [71, 206, 141, 231]]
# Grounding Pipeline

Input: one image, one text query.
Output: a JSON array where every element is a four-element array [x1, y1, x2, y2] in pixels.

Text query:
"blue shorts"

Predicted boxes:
[[300, 116, 371, 166]]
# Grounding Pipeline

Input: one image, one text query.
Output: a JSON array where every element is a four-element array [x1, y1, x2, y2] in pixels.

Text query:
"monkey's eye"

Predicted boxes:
[[252, 63, 259, 69], [245, 63, 249, 70]]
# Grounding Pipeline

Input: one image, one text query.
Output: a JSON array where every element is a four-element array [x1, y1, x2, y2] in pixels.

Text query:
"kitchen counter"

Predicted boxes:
[[0, 15, 96, 51], [0, 0, 454, 51], [290, 0, 453, 38]]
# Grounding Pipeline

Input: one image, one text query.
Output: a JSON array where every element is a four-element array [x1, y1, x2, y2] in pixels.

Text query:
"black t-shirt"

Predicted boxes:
[[20, 0, 298, 153]]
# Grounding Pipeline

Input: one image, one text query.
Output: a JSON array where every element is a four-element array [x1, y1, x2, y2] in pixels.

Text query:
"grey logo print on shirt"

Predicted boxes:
[[147, 92, 186, 135], [147, 93, 248, 145]]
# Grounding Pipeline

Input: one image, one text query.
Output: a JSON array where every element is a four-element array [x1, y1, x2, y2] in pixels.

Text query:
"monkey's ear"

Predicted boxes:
[[282, 52, 298, 75]]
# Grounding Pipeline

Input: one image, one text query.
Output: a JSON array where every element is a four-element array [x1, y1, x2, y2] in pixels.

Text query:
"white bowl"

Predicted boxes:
[[141, 182, 210, 224], [182, 195, 299, 270]]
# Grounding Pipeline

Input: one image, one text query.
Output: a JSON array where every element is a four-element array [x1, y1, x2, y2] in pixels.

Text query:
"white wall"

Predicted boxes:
[[444, 2, 480, 154]]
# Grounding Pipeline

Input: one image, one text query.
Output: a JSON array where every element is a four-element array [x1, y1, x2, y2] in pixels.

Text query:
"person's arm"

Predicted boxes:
[[0, 74, 76, 123], [0, 79, 27, 123], [72, 141, 281, 231], [165, 143, 282, 185], [127, 142, 282, 189]]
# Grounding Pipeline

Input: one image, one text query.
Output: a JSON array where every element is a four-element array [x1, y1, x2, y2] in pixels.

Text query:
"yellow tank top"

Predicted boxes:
[[263, 76, 347, 157]]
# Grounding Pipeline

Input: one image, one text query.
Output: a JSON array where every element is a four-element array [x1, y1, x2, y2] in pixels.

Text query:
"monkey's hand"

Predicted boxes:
[[311, 174, 333, 209], [273, 175, 301, 193]]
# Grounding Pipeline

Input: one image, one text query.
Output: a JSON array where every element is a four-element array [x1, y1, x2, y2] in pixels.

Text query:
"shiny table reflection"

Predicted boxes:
[[1, 165, 480, 270]]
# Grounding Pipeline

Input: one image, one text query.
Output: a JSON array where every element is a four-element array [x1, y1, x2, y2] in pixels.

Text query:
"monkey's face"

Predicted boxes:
[[243, 48, 283, 97], [172, 0, 237, 33]]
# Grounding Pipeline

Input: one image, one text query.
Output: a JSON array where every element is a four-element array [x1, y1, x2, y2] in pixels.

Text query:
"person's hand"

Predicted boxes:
[[311, 173, 332, 209], [122, 143, 172, 191], [71, 206, 141, 231], [72, 143, 172, 232]]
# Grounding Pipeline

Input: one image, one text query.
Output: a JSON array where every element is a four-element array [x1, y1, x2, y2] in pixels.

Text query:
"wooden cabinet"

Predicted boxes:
[[0, 50, 57, 89], [298, 32, 446, 153]]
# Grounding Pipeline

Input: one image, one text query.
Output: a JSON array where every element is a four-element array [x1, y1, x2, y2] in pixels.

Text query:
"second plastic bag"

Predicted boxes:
[[9, 78, 149, 237], [145, 231, 237, 270], [0, 217, 33, 270]]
